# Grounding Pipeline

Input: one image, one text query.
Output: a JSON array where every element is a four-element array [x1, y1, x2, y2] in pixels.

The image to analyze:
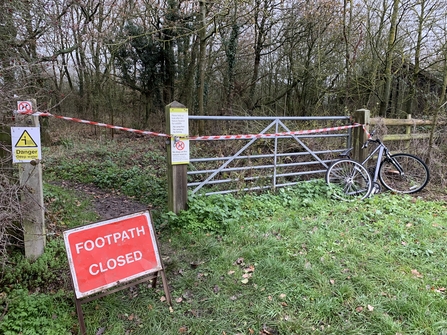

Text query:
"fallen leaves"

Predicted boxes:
[[230, 258, 256, 285], [411, 269, 423, 278], [260, 325, 279, 335], [178, 326, 188, 333], [244, 265, 255, 273], [235, 257, 245, 266], [426, 285, 446, 293], [241, 265, 255, 284], [355, 305, 374, 313]]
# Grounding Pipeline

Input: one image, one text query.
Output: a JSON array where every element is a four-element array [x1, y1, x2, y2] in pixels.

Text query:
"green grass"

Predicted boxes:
[[3, 138, 447, 334], [61, 189, 446, 335]]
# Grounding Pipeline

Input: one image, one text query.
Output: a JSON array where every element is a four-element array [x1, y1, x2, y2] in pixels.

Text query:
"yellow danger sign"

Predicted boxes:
[[11, 127, 41, 163], [14, 148, 39, 161], [15, 130, 38, 147]]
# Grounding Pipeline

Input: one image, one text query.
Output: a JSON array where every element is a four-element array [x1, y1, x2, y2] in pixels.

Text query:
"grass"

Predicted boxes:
[[73, 190, 447, 335], [2, 137, 447, 334]]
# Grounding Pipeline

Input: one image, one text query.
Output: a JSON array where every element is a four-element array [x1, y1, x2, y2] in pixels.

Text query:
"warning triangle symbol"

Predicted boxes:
[[15, 130, 38, 147]]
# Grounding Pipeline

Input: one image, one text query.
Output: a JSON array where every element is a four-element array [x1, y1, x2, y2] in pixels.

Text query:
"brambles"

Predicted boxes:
[[0, 174, 24, 271]]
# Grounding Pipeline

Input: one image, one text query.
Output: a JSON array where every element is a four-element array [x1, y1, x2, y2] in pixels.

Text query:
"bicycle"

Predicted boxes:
[[325, 129, 430, 201]]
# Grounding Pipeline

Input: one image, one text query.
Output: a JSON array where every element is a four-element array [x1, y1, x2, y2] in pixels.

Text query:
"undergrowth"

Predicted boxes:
[[165, 180, 331, 234], [3, 178, 447, 334], [1, 240, 68, 291], [42, 137, 167, 207], [0, 289, 74, 335], [3, 136, 447, 334], [0, 183, 96, 335]]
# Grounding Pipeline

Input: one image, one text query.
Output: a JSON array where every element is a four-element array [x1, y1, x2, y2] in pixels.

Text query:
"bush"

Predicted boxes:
[[0, 289, 75, 335], [165, 180, 331, 233], [0, 239, 69, 291], [0, 174, 24, 271]]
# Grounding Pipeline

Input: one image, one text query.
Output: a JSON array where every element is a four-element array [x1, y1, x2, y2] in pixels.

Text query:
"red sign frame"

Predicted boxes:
[[64, 211, 162, 299]]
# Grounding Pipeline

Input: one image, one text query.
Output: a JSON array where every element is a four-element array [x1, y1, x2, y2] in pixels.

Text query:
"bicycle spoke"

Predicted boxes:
[[379, 154, 429, 194], [326, 159, 372, 201]]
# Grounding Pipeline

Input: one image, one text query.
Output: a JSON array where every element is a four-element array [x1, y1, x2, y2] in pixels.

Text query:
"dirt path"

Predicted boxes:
[[57, 181, 148, 220]]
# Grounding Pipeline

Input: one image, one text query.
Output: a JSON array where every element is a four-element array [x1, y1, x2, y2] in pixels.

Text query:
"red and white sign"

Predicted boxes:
[[17, 101, 33, 113], [64, 211, 162, 299]]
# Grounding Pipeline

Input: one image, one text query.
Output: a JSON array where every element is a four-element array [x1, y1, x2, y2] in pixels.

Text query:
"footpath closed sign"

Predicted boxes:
[[11, 127, 41, 163], [64, 211, 162, 299]]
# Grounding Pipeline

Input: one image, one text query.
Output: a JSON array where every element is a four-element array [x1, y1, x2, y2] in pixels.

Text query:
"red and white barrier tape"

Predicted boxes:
[[361, 124, 372, 139], [17, 110, 170, 138], [16, 110, 363, 140]]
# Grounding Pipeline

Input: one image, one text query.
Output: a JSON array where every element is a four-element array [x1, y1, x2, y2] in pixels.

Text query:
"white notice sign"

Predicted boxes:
[[170, 108, 189, 164], [171, 138, 190, 165], [11, 127, 41, 163], [169, 108, 189, 135]]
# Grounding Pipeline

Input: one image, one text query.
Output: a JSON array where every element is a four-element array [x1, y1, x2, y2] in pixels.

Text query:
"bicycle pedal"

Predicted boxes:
[[372, 183, 381, 194]]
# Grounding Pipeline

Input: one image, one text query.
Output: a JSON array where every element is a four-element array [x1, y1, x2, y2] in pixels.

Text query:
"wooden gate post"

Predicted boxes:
[[352, 109, 370, 162], [16, 99, 46, 260], [165, 101, 189, 214]]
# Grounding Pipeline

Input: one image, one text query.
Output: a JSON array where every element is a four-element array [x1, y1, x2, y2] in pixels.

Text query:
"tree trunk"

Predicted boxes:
[[248, 0, 268, 111], [342, 0, 352, 109], [379, 0, 400, 117], [426, 54, 447, 165], [197, 0, 208, 134]]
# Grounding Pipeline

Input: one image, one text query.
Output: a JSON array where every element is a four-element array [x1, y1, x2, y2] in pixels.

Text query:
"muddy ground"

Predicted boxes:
[[57, 180, 149, 221]]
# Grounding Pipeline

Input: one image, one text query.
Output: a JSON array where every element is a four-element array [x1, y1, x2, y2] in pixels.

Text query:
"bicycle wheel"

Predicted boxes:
[[326, 159, 372, 201], [379, 153, 429, 194]]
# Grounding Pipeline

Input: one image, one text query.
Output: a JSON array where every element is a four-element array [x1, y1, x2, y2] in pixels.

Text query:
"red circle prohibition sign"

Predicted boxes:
[[175, 140, 185, 150], [18, 101, 32, 111]]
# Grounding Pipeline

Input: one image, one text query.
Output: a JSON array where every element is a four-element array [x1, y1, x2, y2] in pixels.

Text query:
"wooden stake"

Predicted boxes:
[[16, 99, 45, 260]]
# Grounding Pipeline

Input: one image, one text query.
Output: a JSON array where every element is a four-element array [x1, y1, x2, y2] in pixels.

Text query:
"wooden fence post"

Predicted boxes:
[[165, 101, 189, 214], [405, 114, 412, 150], [352, 109, 370, 162], [16, 99, 46, 260]]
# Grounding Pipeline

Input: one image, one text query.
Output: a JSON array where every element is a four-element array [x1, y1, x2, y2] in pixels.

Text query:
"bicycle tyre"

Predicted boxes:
[[379, 153, 429, 194], [325, 159, 372, 201]]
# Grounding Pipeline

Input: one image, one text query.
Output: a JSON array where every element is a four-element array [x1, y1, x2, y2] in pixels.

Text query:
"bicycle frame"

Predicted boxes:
[[359, 139, 402, 184]]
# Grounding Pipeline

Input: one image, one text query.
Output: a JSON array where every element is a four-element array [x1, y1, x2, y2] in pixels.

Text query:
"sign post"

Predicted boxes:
[[166, 101, 189, 213], [13, 99, 45, 260], [64, 211, 171, 334]]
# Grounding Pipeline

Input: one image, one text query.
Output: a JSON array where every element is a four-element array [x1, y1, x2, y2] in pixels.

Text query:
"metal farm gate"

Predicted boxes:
[[187, 115, 353, 195]]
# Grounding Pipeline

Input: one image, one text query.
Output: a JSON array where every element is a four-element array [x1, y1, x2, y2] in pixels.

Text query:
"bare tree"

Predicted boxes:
[[426, 12, 447, 165], [378, 0, 400, 117]]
